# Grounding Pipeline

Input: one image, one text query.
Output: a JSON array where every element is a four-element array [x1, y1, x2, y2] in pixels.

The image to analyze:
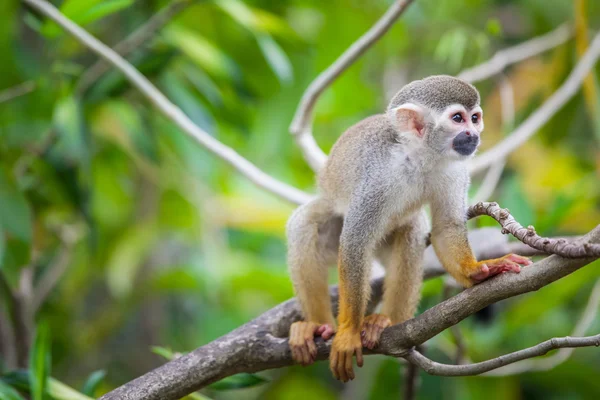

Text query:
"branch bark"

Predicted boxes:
[[289, 0, 415, 172], [22, 0, 312, 205], [404, 333, 600, 376], [99, 219, 600, 400], [468, 202, 600, 257], [483, 278, 600, 376]]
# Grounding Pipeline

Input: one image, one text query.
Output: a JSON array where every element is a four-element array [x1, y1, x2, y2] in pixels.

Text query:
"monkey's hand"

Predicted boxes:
[[469, 254, 532, 284], [289, 321, 335, 366], [330, 326, 363, 382], [361, 314, 391, 349]]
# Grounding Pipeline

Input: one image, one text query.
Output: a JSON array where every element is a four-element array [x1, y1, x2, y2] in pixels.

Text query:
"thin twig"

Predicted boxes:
[[403, 355, 420, 400], [76, 0, 193, 95], [467, 202, 600, 257], [0, 272, 29, 368], [289, 0, 415, 171], [470, 31, 600, 174], [484, 278, 600, 376], [23, 0, 312, 205], [0, 81, 36, 103], [458, 24, 572, 83], [404, 333, 600, 376]]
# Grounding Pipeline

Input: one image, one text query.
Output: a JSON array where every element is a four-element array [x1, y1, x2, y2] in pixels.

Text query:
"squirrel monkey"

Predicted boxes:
[[286, 75, 532, 382]]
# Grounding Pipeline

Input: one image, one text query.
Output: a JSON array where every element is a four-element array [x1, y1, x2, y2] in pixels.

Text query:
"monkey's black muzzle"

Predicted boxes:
[[452, 131, 479, 156]]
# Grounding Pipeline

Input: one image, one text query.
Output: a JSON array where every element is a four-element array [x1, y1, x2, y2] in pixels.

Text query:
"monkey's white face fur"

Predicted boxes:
[[389, 102, 484, 161]]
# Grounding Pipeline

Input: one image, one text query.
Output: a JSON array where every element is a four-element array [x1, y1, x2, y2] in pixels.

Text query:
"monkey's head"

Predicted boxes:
[[387, 75, 483, 160]]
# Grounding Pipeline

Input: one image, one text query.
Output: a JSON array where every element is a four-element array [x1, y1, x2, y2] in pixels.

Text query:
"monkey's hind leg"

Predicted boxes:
[[364, 211, 428, 349], [287, 199, 340, 365]]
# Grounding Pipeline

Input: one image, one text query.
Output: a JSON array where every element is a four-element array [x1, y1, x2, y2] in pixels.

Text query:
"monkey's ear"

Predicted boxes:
[[392, 103, 426, 138]]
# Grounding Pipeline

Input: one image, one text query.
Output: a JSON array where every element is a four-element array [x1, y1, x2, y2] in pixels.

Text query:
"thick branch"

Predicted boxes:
[[99, 223, 600, 400], [289, 0, 415, 171], [404, 333, 600, 376], [23, 0, 312, 205], [470, 31, 600, 174], [468, 202, 600, 257]]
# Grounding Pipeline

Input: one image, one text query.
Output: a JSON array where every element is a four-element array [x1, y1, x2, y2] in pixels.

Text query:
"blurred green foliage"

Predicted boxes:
[[1, 0, 600, 399]]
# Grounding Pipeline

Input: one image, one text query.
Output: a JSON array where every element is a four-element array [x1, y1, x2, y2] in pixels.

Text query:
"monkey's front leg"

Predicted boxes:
[[331, 218, 378, 381]]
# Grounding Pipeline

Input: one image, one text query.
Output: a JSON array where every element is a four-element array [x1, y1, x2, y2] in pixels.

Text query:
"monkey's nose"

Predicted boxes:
[[452, 130, 479, 156]]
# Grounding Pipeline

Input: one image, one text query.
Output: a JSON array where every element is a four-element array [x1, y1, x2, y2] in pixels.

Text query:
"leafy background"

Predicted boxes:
[[1, 0, 599, 399]]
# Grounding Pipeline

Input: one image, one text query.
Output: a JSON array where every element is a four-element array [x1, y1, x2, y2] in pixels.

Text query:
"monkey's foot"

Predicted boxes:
[[361, 314, 391, 349], [330, 328, 363, 382], [289, 321, 335, 366], [470, 254, 532, 283]]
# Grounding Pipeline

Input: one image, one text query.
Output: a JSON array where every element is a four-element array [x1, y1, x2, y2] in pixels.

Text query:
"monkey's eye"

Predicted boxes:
[[471, 114, 479, 124], [452, 113, 463, 123]]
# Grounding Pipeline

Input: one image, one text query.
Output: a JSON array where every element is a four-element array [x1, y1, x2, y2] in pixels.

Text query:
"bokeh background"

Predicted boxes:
[[1, 0, 600, 399]]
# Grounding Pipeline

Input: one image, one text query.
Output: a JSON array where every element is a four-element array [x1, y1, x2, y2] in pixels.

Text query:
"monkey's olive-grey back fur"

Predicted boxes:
[[388, 75, 479, 113]]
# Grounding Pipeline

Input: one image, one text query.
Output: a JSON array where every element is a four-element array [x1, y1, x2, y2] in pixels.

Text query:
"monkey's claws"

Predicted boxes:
[[470, 253, 532, 283], [361, 314, 391, 349], [330, 329, 363, 382], [289, 321, 335, 366]]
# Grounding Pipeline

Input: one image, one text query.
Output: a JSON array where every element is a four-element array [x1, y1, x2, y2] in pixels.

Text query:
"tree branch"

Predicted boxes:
[[289, 0, 415, 171], [470, 31, 600, 174], [0, 81, 35, 104], [99, 217, 600, 400], [467, 202, 600, 257], [404, 333, 600, 377], [22, 0, 312, 205], [75, 0, 193, 95], [483, 277, 600, 376], [457, 24, 572, 84]]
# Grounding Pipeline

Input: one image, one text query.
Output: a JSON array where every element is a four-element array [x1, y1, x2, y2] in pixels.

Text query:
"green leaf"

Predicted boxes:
[[0, 229, 5, 267], [163, 26, 238, 81], [0, 166, 32, 243], [105, 222, 158, 298], [0, 380, 25, 400], [151, 346, 176, 360], [256, 34, 293, 84], [41, 0, 135, 38], [80, 370, 106, 397], [47, 378, 93, 400], [30, 321, 51, 400], [1, 371, 92, 400], [208, 373, 267, 391]]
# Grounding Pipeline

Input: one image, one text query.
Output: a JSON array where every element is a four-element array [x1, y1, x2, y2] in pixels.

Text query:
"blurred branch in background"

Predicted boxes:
[[0, 81, 36, 104], [31, 225, 83, 313], [289, 0, 415, 172], [471, 75, 513, 203], [470, 31, 600, 174], [21, 0, 312, 205], [457, 24, 572, 83], [75, 0, 194, 95]]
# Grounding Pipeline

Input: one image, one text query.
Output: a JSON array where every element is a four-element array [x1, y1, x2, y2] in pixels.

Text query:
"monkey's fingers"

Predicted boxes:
[[316, 324, 335, 340], [361, 314, 391, 349], [505, 253, 532, 266], [289, 321, 320, 365]]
